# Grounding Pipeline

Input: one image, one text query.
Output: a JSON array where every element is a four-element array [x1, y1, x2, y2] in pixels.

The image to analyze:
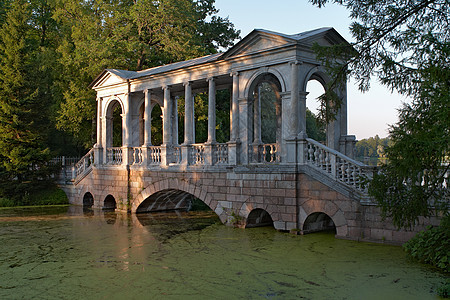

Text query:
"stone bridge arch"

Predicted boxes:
[[132, 177, 224, 217], [299, 199, 348, 237]]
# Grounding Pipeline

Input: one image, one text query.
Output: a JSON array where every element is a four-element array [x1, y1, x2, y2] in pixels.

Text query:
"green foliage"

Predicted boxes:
[[53, 0, 239, 148], [0, 0, 56, 201], [0, 185, 68, 207], [310, 0, 449, 228], [403, 215, 450, 273], [306, 108, 326, 142], [355, 135, 390, 158], [437, 281, 450, 298], [0, 0, 239, 204]]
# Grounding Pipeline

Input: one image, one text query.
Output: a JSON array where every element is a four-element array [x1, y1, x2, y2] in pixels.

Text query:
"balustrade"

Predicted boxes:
[[249, 143, 279, 163], [148, 146, 161, 164], [74, 149, 95, 178], [304, 138, 372, 192], [213, 143, 228, 165], [106, 147, 122, 165], [132, 147, 143, 165], [191, 144, 205, 165]]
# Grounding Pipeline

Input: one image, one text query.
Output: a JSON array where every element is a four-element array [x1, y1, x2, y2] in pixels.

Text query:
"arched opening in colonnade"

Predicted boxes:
[[305, 78, 327, 143], [245, 208, 274, 228], [303, 212, 336, 234], [248, 73, 282, 162], [105, 100, 123, 147], [82, 192, 94, 208]]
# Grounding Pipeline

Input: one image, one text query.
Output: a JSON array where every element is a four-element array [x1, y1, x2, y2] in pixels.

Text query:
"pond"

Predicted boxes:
[[0, 206, 446, 299]]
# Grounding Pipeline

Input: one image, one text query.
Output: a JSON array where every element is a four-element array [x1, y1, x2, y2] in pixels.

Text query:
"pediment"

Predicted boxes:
[[222, 28, 349, 59], [222, 30, 297, 59], [90, 69, 136, 89]]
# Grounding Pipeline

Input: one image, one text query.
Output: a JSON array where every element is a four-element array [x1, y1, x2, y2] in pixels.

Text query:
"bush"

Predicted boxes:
[[0, 186, 68, 207], [0, 197, 15, 207], [403, 215, 450, 272]]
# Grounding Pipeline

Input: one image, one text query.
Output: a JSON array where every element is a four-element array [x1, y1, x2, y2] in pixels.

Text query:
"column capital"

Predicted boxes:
[[206, 76, 215, 82], [162, 85, 171, 91], [183, 81, 192, 87], [230, 71, 239, 77], [96, 97, 102, 102], [299, 91, 309, 97], [143, 88, 152, 94], [289, 60, 303, 66]]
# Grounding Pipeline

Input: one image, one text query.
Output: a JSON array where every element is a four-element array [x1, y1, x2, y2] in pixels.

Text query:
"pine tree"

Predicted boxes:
[[0, 0, 53, 203]]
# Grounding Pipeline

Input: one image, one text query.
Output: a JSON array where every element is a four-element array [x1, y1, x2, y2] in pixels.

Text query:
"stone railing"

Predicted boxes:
[[304, 138, 373, 193], [213, 143, 228, 165], [106, 147, 122, 165], [249, 143, 280, 164], [74, 149, 95, 178], [191, 144, 205, 165], [132, 147, 143, 165], [148, 146, 161, 164]]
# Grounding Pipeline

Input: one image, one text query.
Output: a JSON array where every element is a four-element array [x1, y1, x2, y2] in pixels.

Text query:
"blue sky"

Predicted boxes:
[[214, 0, 408, 140]]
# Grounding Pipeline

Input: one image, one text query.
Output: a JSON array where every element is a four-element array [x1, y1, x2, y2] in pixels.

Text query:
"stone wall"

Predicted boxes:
[[64, 165, 437, 244]]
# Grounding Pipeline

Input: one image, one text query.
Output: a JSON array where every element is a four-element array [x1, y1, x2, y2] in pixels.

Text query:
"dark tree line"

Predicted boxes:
[[0, 0, 240, 203]]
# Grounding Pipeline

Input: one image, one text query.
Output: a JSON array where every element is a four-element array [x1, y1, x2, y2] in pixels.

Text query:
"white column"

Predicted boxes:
[[172, 96, 179, 145], [162, 86, 172, 145], [289, 61, 300, 138], [183, 82, 194, 144], [123, 93, 132, 146], [207, 77, 216, 143], [143, 89, 152, 146], [96, 97, 102, 147], [230, 72, 239, 141], [183, 81, 194, 144]]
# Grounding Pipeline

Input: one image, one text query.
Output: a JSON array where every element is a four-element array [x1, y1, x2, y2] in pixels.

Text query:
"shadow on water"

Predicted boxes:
[[136, 211, 221, 243]]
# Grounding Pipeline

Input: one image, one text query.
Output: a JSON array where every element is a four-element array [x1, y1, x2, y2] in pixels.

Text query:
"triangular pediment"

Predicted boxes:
[[90, 69, 136, 89], [222, 29, 297, 59], [222, 28, 349, 59]]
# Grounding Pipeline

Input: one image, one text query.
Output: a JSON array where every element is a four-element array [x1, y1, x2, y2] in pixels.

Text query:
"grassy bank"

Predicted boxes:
[[0, 186, 68, 207]]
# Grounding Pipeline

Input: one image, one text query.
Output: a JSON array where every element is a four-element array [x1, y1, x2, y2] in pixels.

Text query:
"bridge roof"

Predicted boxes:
[[90, 27, 348, 89]]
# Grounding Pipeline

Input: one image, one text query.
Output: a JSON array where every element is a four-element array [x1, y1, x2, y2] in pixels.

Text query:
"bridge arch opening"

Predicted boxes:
[[136, 189, 212, 213], [105, 99, 123, 147], [305, 78, 326, 142], [303, 212, 336, 234], [103, 195, 116, 210], [246, 208, 274, 228], [82, 192, 94, 208]]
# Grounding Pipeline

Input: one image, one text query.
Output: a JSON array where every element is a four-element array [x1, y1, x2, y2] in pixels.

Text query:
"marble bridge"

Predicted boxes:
[[59, 28, 422, 243]]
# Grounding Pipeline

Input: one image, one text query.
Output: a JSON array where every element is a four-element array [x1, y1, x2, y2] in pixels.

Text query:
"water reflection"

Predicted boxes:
[[0, 206, 447, 299]]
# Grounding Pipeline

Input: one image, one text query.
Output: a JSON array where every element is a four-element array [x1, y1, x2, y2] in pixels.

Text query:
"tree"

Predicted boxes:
[[310, 0, 449, 228], [54, 0, 240, 148], [0, 0, 54, 202]]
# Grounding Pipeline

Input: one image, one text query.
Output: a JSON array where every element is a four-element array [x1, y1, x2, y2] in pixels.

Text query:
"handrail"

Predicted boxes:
[[305, 138, 366, 167], [74, 149, 95, 179], [304, 138, 374, 193]]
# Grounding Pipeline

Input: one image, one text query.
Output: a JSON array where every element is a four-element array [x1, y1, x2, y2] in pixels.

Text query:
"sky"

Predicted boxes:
[[214, 0, 409, 140]]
